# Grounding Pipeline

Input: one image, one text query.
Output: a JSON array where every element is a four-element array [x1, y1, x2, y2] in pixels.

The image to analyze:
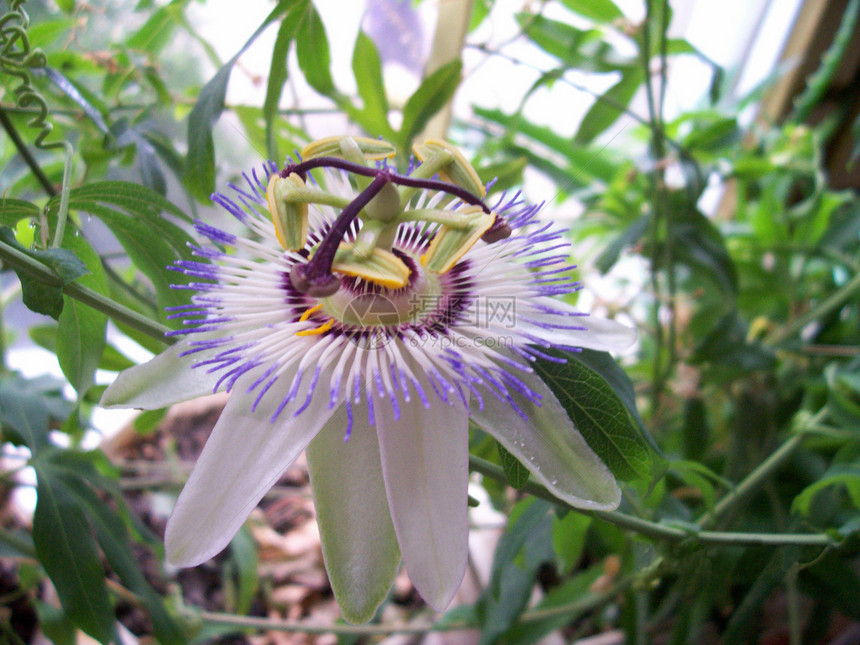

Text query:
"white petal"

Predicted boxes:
[[374, 379, 469, 611], [307, 406, 400, 624], [471, 368, 621, 510], [100, 341, 220, 409], [165, 368, 336, 567], [520, 297, 636, 352]]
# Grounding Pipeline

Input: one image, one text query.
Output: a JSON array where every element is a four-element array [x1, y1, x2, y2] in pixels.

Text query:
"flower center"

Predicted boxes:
[[319, 250, 439, 330], [268, 136, 512, 299]]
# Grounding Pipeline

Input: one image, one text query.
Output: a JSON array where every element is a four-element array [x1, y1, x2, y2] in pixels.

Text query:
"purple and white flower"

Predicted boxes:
[[101, 136, 634, 623]]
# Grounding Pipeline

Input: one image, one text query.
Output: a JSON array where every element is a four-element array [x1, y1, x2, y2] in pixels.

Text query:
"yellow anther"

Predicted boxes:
[[267, 173, 309, 251], [421, 206, 495, 274], [296, 318, 335, 337], [299, 303, 323, 322], [332, 244, 411, 289], [302, 136, 396, 161], [413, 139, 486, 198]]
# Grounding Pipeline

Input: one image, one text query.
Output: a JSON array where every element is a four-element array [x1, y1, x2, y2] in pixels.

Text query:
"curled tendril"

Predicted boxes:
[[1, 0, 73, 247]]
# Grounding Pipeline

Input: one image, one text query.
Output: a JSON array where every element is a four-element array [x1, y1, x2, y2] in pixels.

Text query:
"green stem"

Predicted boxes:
[[189, 578, 628, 635], [696, 428, 811, 530], [0, 239, 171, 343], [468, 457, 833, 547], [765, 271, 860, 346], [50, 142, 73, 249]]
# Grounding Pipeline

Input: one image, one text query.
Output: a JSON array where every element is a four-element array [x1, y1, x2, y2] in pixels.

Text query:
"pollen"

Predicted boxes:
[[299, 303, 324, 322], [295, 317, 335, 336]]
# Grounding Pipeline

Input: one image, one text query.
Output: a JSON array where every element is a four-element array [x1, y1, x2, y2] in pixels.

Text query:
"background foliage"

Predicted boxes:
[[1, 0, 859, 642]]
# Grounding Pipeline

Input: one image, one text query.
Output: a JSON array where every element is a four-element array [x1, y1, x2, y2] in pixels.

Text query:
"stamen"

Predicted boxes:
[[295, 318, 335, 336]]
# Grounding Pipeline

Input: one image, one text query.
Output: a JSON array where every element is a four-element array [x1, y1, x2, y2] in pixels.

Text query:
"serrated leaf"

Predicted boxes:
[[497, 441, 529, 489], [534, 348, 652, 480], [575, 67, 643, 144], [398, 60, 462, 148], [33, 470, 114, 644]]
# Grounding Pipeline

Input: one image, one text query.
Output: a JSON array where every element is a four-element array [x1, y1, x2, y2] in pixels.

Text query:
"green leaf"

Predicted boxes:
[[552, 511, 591, 573], [226, 526, 260, 615], [0, 227, 89, 319], [33, 470, 114, 644], [533, 348, 653, 480], [570, 348, 659, 455], [692, 311, 776, 371], [792, 464, 860, 515], [0, 373, 52, 453], [34, 600, 77, 645], [497, 442, 529, 489], [473, 106, 618, 183], [64, 180, 192, 223], [477, 499, 554, 645], [575, 67, 644, 144], [560, 0, 624, 23], [0, 198, 40, 226], [263, 1, 308, 160], [48, 460, 186, 645], [66, 202, 193, 319], [398, 60, 462, 148], [351, 31, 395, 140], [184, 0, 299, 201], [295, 4, 336, 96], [126, 0, 189, 55], [56, 228, 108, 396], [595, 213, 650, 273]]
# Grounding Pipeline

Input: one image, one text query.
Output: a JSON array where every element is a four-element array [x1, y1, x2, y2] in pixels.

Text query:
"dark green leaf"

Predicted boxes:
[[478, 499, 554, 645], [0, 373, 52, 452], [33, 471, 114, 644], [295, 4, 336, 96], [534, 348, 653, 480], [575, 67, 643, 144], [497, 442, 529, 489], [0, 227, 89, 319], [398, 60, 462, 148], [560, 0, 623, 23], [56, 228, 107, 396], [692, 312, 776, 371], [48, 462, 186, 645], [34, 600, 77, 645]]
